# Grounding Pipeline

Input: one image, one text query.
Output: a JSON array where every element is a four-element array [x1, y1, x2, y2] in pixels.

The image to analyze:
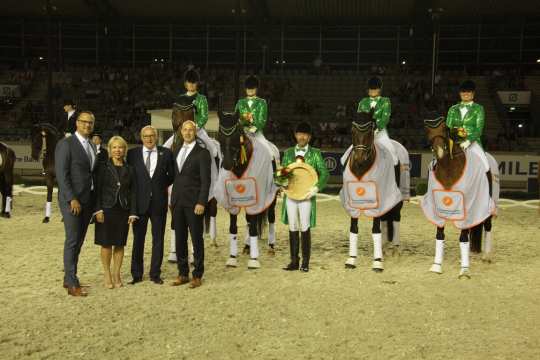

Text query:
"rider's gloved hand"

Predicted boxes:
[[460, 140, 471, 150], [305, 186, 319, 200]]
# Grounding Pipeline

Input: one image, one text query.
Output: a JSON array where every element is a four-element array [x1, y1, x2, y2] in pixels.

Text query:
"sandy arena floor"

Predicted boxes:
[[0, 189, 539, 359]]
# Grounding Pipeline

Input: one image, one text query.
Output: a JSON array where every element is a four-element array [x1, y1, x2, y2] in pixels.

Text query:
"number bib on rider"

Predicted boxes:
[[225, 177, 258, 208], [346, 181, 378, 209], [433, 190, 465, 221]]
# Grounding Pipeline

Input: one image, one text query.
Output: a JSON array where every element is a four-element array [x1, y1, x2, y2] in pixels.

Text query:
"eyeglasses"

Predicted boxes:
[[142, 135, 156, 139], [77, 119, 94, 125]]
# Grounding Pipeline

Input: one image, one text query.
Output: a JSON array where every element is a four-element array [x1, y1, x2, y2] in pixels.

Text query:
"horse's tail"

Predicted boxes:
[[469, 223, 483, 253]]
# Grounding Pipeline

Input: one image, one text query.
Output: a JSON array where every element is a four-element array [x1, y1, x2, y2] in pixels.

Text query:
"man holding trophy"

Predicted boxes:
[[276, 122, 329, 272]]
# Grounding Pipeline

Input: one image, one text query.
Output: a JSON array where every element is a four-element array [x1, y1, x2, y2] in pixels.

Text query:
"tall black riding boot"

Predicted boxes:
[[300, 229, 312, 272], [283, 231, 299, 271]]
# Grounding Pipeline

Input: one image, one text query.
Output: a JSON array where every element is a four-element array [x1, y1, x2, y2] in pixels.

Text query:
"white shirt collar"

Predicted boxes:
[[143, 146, 157, 153], [183, 141, 196, 149], [68, 110, 75, 118], [295, 144, 309, 152], [74, 131, 89, 145]]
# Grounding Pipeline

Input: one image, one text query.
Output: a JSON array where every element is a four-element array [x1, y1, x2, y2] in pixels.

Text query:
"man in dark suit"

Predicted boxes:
[[127, 125, 174, 285], [91, 132, 108, 163], [170, 120, 211, 289], [62, 99, 79, 136], [55, 111, 97, 296]]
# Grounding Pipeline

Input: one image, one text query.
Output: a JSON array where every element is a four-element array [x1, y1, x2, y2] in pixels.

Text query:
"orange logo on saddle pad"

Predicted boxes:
[[235, 184, 246, 194], [356, 187, 366, 196], [442, 196, 453, 206]]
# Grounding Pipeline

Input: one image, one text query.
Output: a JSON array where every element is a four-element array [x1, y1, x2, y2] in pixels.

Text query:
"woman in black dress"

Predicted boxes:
[[94, 136, 137, 289]]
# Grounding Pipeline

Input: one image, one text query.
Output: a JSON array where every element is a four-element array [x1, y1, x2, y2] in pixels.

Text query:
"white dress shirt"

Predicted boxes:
[[176, 141, 196, 172], [142, 146, 158, 178], [67, 110, 75, 120], [74, 131, 95, 190], [74, 131, 95, 168], [295, 144, 309, 158]]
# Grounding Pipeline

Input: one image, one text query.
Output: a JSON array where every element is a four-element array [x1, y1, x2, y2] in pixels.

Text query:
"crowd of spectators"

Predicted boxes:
[[0, 63, 534, 151]]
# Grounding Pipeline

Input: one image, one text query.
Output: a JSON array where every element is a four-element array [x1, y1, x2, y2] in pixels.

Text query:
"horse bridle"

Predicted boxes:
[[351, 121, 375, 157], [219, 122, 246, 167], [424, 117, 463, 159]]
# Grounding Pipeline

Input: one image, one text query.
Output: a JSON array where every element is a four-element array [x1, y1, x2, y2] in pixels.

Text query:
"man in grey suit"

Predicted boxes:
[[55, 111, 97, 296]]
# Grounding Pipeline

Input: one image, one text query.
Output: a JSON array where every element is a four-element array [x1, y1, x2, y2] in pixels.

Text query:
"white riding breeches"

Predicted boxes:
[[286, 197, 312, 232], [246, 131, 278, 161], [467, 142, 490, 173], [374, 129, 398, 165]]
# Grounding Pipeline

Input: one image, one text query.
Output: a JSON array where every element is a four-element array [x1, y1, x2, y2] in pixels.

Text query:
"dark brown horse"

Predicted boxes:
[[344, 111, 403, 272], [31, 123, 61, 223], [217, 109, 277, 269], [0, 142, 15, 218], [424, 117, 494, 277]]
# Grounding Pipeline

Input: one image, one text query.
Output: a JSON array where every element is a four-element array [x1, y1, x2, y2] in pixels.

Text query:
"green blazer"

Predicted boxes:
[[234, 97, 268, 132], [184, 92, 209, 128], [357, 96, 391, 130], [446, 102, 485, 145], [280, 146, 329, 228]]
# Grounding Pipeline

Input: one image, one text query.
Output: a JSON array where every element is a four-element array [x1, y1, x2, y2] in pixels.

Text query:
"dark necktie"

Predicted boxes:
[[145, 150, 152, 175]]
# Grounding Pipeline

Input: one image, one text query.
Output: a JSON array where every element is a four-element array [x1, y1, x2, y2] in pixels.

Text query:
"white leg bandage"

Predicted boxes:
[[229, 233, 238, 257], [392, 221, 400, 246], [349, 232, 358, 258], [373, 233, 383, 260], [209, 216, 217, 241], [45, 201, 52, 217], [249, 236, 259, 259], [460, 242, 470, 268], [268, 223, 276, 245], [434, 239, 444, 265], [5, 196, 12, 213]]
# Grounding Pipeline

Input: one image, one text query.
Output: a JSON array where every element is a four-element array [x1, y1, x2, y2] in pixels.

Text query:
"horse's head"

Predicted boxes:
[[171, 95, 196, 152], [172, 94, 197, 133], [351, 111, 375, 163], [424, 117, 452, 160], [31, 123, 60, 160], [217, 109, 244, 172]]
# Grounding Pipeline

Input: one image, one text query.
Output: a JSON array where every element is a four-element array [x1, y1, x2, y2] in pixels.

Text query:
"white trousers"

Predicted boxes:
[[340, 128, 398, 166], [286, 197, 312, 232], [467, 142, 490, 173], [246, 132, 279, 161]]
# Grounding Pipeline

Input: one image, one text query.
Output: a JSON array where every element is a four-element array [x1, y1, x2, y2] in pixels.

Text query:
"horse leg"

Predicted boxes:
[[482, 216, 493, 263], [372, 217, 384, 272], [430, 227, 445, 274], [225, 213, 239, 267], [168, 212, 177, 262], [458, 229, 471, 279], [242, 213, 250, 255], [43, 175, 53, 223], [390, 202, 403, 256], [246, 214, 261, 269], [208, 198, 218, 246], [345, 217, 359, 269], [267, 197, 277, 255]]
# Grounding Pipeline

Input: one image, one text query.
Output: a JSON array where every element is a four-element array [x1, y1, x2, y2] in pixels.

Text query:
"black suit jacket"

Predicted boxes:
[[94, 160, 137, 214], [54, 134, 97, 205], [171, 142, 211, 208], [127, 145, 174, 215]]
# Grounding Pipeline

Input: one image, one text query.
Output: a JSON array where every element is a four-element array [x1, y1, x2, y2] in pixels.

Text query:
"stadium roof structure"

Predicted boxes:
[[3, 0, 540, 23]]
